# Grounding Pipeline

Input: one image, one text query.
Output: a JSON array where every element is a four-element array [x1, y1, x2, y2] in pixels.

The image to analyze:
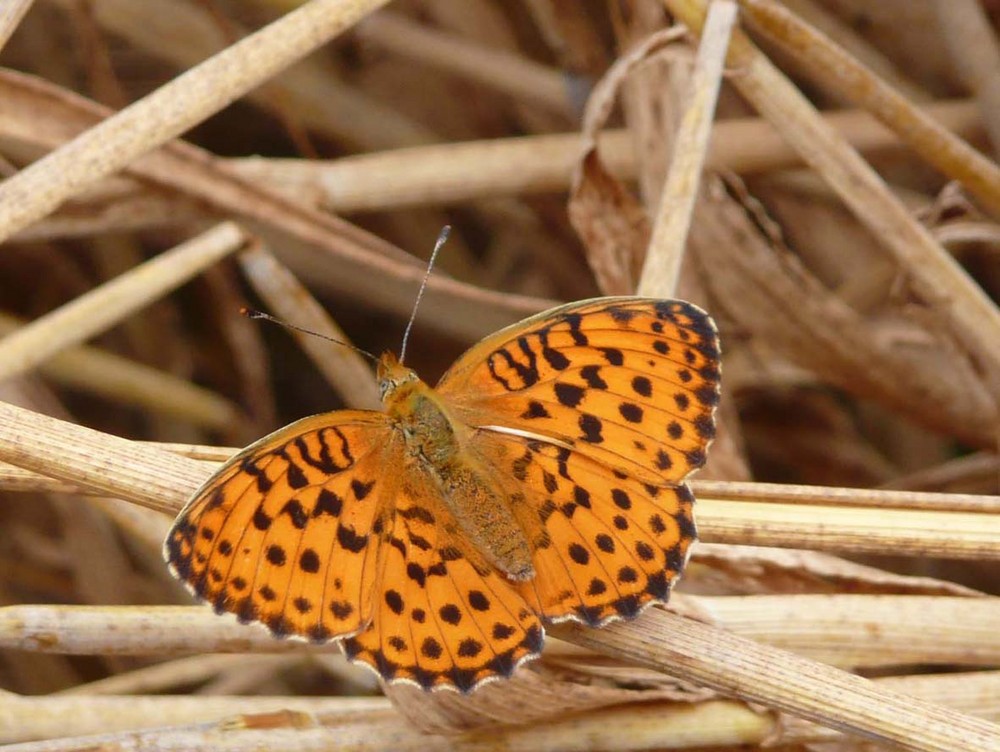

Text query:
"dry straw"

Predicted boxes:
[[0, 0, 998, 751]]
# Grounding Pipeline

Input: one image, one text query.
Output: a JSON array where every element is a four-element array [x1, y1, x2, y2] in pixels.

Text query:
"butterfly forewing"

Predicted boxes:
[[165, 411, 393, 641], [437, 298, 720, 485]]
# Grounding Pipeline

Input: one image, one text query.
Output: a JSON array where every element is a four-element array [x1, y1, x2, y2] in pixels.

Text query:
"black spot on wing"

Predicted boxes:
[[252, 507, 272, 531], [421, 637, 443, 660], [337, 525, 368, 553], [555, 383, 585, 407], [579, 414, 604, 443], [385, 590, 404, 615], [695, 385, 720, 408], [685, 447, 706, 468], [275, 450, 308, 489], [631, 376, 652, 397], [280, 499, 308, 529], [580, 365, 608, 389], [487, 337, 540, 390], [352, 479, 376, 499], [457, 638, 483, 658], [299, 548, 320, 573], [314, 488, 342, 518], [694, 414, 716, 439], [521, 400, 550, 419], [561, 312, 589, 346], [439, 604, 462, 625], [295, 435, 343, 474], [600, 347, 624, 366], [618, 403, 643, 423], [241, 457, 272, 493], [539, 327, 571, 370]]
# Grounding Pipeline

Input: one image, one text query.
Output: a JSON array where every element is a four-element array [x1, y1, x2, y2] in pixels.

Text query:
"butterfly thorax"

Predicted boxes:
[[377, 352, 535, 581]]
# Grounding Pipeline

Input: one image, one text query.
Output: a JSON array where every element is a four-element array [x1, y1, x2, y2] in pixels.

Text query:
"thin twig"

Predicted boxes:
[[0, 223, 248, 381], [357, 12, 576, 117], [0, 0, 393, 243], [238, 245, 380, 410], [2, 409, 1000, 562], [225, 99, 982, 212], [667, 0, 1000, 391], [737, 0, 1000, 215], [553, 609, 1000, 752], [933, 0, 1000, 158], [0, 0, 35, 51], [638, 0, 737, 296], [0, 313, 243, 431]]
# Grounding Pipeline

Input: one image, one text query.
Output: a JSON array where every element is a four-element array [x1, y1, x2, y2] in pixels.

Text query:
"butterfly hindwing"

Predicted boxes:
[[470, 430, 697, 625], [437, 297, 721, 486], [165, 411, 392, 641], [342, 471, 543, 692]]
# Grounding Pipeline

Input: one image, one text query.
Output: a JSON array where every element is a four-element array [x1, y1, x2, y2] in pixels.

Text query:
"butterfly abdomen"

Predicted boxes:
[[435, 461, 535, 582], [387, 376, 535, 582]]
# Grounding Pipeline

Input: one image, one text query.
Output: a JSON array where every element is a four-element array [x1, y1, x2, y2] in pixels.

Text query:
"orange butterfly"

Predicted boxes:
[[165, 297, 720, 692]]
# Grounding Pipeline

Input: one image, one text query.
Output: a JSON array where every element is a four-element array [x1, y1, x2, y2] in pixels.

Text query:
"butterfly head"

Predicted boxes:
[[377, 351, 420, 404]]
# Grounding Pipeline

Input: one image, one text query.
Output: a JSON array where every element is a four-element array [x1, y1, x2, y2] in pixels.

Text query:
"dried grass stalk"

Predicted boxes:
[[238, 245, 379, 409], [1, 399, 999, 748], [3, 405, 998, 559], [0, 69, 557, 340], [0, 0, 393, 243], [0, 692, 387, 745], [6, 593, 1000, 670], [0, 223, 247, 381], [46, 0, 437, 149], [933, 0, 1000, 157], [0, 401, 205, 514], [668, 0, 1000, 385], [554, 609, 1000, 752], [638, 0, 736, 297], [0, 313, 243, 431], [223, 98, 980, 213], [740, 0, 1000, 213], [357, 11, 575, 116], [0, 0, 34, 50]]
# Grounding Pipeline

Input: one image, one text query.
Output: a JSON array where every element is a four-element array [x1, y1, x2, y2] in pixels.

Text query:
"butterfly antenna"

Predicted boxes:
[[241, 308, 380, 365], [399, 225, 450, 364]]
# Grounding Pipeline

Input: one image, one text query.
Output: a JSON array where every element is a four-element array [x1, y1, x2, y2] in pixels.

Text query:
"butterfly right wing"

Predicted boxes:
[[165, 411, 394, 642], [468, 428, 696, 627]]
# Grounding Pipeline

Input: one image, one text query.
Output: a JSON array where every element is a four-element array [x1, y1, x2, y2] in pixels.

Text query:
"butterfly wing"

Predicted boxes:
[[470, 429, 696, 625], [436, 297, 721, 486], [342, 469, 543, 692], [165, 411, 393, 642], [436, 297, 719, 624]]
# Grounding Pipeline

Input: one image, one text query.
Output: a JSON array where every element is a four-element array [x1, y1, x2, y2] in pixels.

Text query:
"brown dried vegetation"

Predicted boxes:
[[0, 0, 998, 750]]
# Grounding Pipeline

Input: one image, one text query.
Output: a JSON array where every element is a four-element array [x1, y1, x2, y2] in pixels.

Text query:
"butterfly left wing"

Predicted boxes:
[[436, 297, 721, 487], [342, 471, 543, 692], [165, 411, 393, 642]]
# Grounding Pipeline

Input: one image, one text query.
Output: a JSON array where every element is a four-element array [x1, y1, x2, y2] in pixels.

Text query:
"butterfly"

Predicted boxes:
[[165, 296, 720, 693]]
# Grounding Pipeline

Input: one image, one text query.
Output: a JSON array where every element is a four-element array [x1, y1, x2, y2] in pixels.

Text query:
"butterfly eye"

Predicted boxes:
[[380, 371, 419, 403]]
